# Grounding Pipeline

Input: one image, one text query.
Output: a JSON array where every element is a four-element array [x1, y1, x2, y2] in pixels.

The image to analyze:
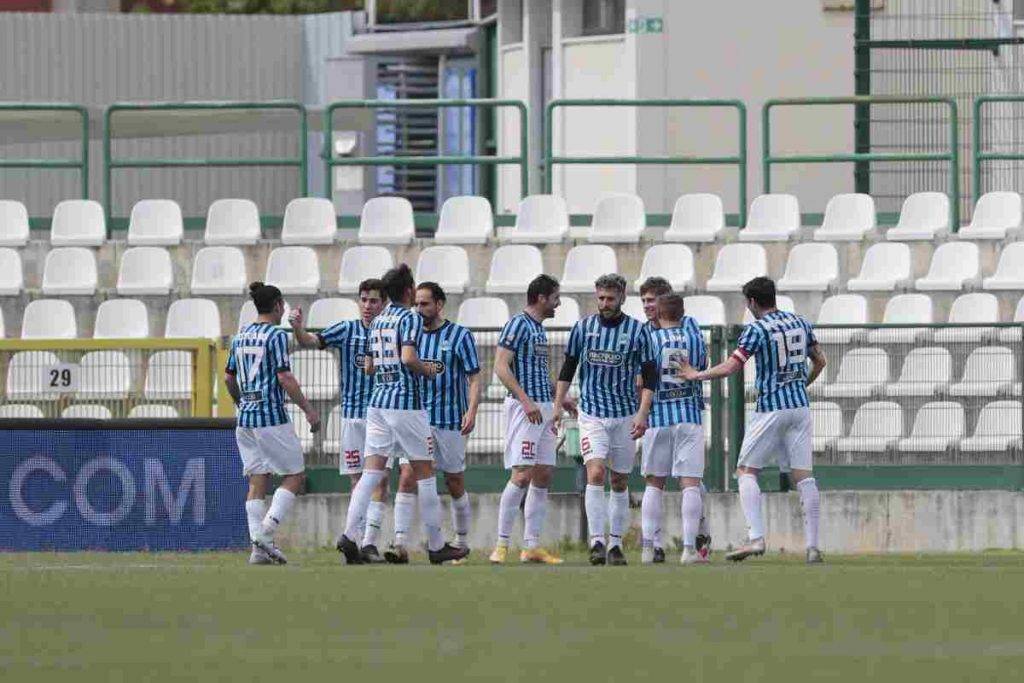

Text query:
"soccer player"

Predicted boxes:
[[489, 274, 568, 565], [552, 274, 659, 566], [289, 278, 390, 563], [642, 293, 709, 565], [678, 276, 827, 564], [225, 282, 321, 565], [336, 264, 468, 565], [384, 282, 481, 563]]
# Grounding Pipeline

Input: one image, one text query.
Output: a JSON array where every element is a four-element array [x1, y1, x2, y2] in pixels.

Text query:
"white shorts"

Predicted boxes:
[[236, 422, 305, 476], [579, 411, 636, 474], [738, 406, 813, 472], [503, 398, 557, 469], [641, 422, 705, 479], [365, 407, 432, 461], [430, 427, 467, 474], [339, 418, 366, 475]]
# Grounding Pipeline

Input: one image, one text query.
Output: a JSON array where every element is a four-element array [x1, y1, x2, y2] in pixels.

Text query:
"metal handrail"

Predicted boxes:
[[0, 103, 89, 199], [972, 95, 1024, 205]]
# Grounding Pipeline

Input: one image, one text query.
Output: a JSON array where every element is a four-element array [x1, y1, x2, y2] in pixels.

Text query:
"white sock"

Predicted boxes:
[[343, 469, 385, 540], [260, 487, 296, 541], [417, 477, 445, 552], [523, 485, 548, 550], [608, 489, 630, 550], [681, 486, 702, 548], [640, 486, 662, 549], [361, 500, 385, 548], [585, 484, 606, 548], [798, 477, 821, 550], [245, 499, 267, 543], [698, 481, 710, 537], [451, 493, 471, 548], [738, 473, 765, 541], [393, 492, 416, 547], [496, 481, 527, 547]]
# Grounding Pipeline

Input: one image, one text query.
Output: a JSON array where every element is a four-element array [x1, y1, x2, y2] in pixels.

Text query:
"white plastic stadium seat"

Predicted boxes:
[[958, 191, 1022, 240], [813, 193, 876, 241], [282, 197, 336, 245], [544, 296, 580, 329], [78, 351, 132, 400], [948, 346, 1016, 398], [587, 193, 645, 243], [292, 349, 338, 400], [683, 296, 726, 327], [897, 401, 964, 452], [434, 195, 494, 245], [560, 245, 618, 293], [815, 294, 868, 344], [486, 245, 543, 294], [742, 295, 795, 324], [933, 293, 999, 343], [204, 198, 261, 245], [998, 297, 1024, 343], [467, 403, 505, 455], [0, 248, 23, 295], [635, 245, 695, 292], [286, 404, 316, 453], [705, 244, 767, 292], [416, 246, 470, 294], [847, 243, 912, 292], [308, 298, 359, 329], [94, 299, 149, 339], [811, 402, 844, 452], [165, 298, 221, 339], [0, 404, 44, 418], [265, 246, 320, 295], [886, 192, 949, 241], [116, 247, 173, 296], [866, 294, 933, 344], [42, 247, 97, 295], [738, 193, 800, 242], [190, 246, 247, 295], [144, 351, 192, 400], [622, 296, 644, 321], [358, 196, 415, 245], [128, 404, 179, 419], [663, 193, 724, 243], [7, 351, 62, 401], [505, 195, 569, 243], [884, 347, 951, 398], [961, 401, 1023, 452], [22, 299, 76, 339], [0, 200, 29, 247], [777, 243, 839, 292], [338, 246, 393, 294], [915, 242, 980, 291], [50, 199, 106, 246], [62, 405, 113, 420], [128, 199, 183, 246], [457, 297, 510, 330], [814, 348, 888, 399], [982, 243, 1024, 291], [835, 401, 903, 453], [237, 300, 292, 333]]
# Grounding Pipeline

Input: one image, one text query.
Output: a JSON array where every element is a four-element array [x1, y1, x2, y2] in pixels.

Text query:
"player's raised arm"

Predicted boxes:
[[289, 306, 321, 348], [679, 323, 761, 382]]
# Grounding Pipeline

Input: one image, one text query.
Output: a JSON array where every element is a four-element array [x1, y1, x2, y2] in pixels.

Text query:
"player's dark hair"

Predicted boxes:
[[742, 276, 777, 308], [527, 274, 560, 304], [594, 273, 627, 294], [639, 276, 672, 298], [416, 281, 447, 303], [656, 293, 685, 321], [381, 264, 415, 302], [358, 278, 384, 299], [249, 281, 283, 314]]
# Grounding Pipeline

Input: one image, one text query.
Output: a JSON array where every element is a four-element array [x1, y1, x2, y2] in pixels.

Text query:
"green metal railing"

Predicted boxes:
[[544, 98, 748, 226], [104, 101, 308, 228], [0, 103, 89, 199], [763, 96, 960, 230], [972, 95, 1024, 205]]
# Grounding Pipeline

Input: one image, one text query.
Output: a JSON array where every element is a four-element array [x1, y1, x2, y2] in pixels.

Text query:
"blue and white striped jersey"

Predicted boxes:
[[226, 322, 291, 428], [318, 319, 373, 420], [418, 320, 481, 430], [565, 314, 657, 419], [736, 310, 818, 412], [649, 316, 707, 427], [497, 312, 553, 404], [369, 303, 423, 411]]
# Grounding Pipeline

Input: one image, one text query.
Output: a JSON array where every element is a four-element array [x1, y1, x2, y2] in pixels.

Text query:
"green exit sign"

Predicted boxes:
[[627, 16, 664, 34]]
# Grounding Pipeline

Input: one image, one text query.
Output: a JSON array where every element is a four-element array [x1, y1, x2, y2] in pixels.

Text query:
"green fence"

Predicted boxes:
[[543, 98, 748, 226], [0, 103, 89, 200], [103, 101, 309, 229], [972, 95, 1024, 205], [763, 96, 960, 230]]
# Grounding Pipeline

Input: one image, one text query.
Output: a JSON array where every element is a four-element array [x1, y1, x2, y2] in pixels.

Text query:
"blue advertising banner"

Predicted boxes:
[[0, 422, 248, 551]]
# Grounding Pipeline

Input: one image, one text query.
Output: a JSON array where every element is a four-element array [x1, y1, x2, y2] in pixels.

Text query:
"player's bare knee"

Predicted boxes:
[[531, 465, 554, 488], [609, 471, 629, 492], [398, 464, 418, 493], [736, 466, 760, 477], [790, 468, 813, 484], [585, 460, 606, 486], [645, 475, 666, 490], [445, 472, 465, 498], [247, 474, 269, 500], [510, 466, 532, 488], [681, 476, 702, 489]]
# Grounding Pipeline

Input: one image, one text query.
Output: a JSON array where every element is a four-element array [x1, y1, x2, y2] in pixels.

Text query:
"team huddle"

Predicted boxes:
[[225, 263, 826, 567]]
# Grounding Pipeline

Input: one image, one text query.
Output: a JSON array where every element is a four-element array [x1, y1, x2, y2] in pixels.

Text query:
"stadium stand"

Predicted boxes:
[[505, 194, 569, 243], [897, 401, 964, 453], [415, 246, 471, 293], [545, 296, 580, 328], [127, 404, 179, 419], [127, 199, 183, 246], [144, 351, 192, 401], [813, 348, 888, 399], [338, 246, 393, 294], [933, 293, 999, 343], [0, 200, 29, 247], [949, 347, 1016, 398], [982, 242, 1024, 290], [777, 243, 839, 292], [358, 196, 415, 245], [50, 200, 106, 247], [587, 193, 645, 243], [116, 247, 174, 296], [866, 294, 933, 343], [191, 246, 247, 295], [635, 244, 695, 292], [683, 295, 726, 326], [433, 195, 494, 244], [282, 197, 336, 245], [999, 298, 1024, 342], [457, 297, 510, 329], [813, 193, 876, 241], [884, 347, 951, 397], [958, 191, 1021, 240], [886, 192, 949, 241], [93, 299, 149, 339], [485, 244, 544, 293], [204, 198, 262, 245], [265, 246, 321, 295], [811, 402, 844, 452], [307, 298, 359, 328], [21, 299, 76, 339], [915, 242, 980, 291], [292, 349, 338, 400], [663, 193, 724, 243], [42, 247, 97, 295], [165, 298, 221, 339], [705, 243, 767, 292], [78, 351, 132, 400], [7, 351, 62, 401], [961, 401, 1023, 451], [737, 193, 801, 242], [815, 294, 868, 344], [836, 401, 904, 453], [847, 242, 912, 291], [0, 248, 23, 295], [61, 404, 113, 420], [0, 404, 44, 418], [560, 245, 618, 293]]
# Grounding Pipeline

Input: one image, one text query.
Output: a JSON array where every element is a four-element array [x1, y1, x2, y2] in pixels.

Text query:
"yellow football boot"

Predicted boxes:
[[519, 547, 564, 565], [489, 545, 509, 564]]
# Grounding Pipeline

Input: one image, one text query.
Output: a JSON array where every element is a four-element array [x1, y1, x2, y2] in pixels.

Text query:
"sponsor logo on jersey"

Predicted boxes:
[[352, 351, 368, 368], [423, 358, 446, 375], [586, 349, 625, 367]]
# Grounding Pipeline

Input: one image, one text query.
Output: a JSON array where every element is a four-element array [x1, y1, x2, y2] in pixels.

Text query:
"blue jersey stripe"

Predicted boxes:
[[649, 316, 706, 427], [565, 314, 656, 419], [498, 312, 553, 404], [737, 310, 818, 412], [369, 303, 423, 410], [318, 319, 373, 419], [227, 322, 291, 428], [419, 321, 480, 430]]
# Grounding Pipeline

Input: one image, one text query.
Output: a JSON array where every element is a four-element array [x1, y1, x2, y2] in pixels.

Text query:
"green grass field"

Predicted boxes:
[[2, 550, 1024, 681]]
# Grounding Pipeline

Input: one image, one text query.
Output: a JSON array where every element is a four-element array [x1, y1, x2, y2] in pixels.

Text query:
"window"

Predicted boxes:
[[582, 0, 625, 36]]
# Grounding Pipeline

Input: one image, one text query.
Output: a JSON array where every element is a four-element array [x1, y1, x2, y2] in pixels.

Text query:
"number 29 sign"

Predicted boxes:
[[43, 362, 80, 393]]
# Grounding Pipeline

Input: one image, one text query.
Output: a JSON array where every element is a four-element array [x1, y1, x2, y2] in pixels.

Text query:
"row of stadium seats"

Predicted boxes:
[[2, 190, 1021, 248], [5, 350, 190, 400], [0, 403, 179, 419]]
